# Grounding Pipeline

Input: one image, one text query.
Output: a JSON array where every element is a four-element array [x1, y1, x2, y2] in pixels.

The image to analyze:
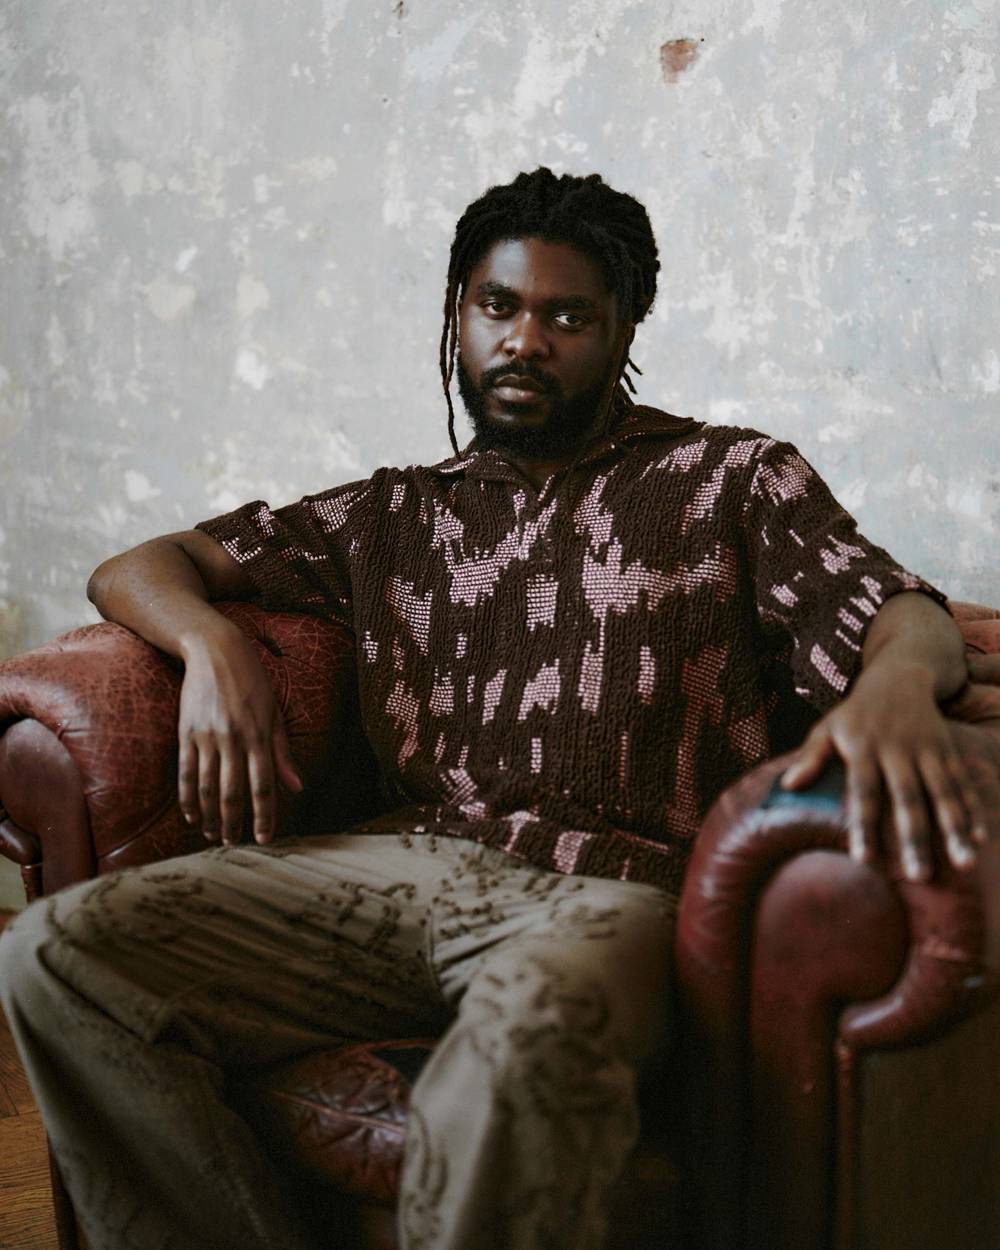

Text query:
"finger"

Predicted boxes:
[[247, 744, 277, 845], [272, 716, 303, 794], [920, 750, 976, 870], [883, 759, 933, 882], [198, 741, 222, 841], [844, 754, 881, 865], [218, 741, 247, 846], [178, 736, 201, 830], [781, 725, 833, 788], [967, 652, 1000, 685]]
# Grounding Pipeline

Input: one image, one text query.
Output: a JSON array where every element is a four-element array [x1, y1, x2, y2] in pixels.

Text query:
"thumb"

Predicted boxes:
[[782, 723, 834, 788]]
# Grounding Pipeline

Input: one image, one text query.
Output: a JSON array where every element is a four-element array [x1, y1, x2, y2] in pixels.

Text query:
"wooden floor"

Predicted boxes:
[[0, 912, 59, 1250]]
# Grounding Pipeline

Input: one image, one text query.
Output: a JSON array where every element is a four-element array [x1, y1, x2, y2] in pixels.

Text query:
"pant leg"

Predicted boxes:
[[398, 845, 677, 1250], [0, 834, 455, 1250]]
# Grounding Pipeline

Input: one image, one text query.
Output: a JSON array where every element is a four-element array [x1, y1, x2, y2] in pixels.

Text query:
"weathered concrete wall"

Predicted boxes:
[[1, 0, 998, 661]]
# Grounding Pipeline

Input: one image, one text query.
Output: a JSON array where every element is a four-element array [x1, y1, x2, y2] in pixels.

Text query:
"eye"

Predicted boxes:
[[554, 312, 588, 330], [482, 300, 511, 317]]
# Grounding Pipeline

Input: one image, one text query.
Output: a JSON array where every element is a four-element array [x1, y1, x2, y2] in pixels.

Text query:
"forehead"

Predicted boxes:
[[465, 236, 612, 304]]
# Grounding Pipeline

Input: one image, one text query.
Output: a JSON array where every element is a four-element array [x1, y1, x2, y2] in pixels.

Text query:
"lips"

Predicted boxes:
[[494, 373, 542, 391], [492, 374, 547, 404]]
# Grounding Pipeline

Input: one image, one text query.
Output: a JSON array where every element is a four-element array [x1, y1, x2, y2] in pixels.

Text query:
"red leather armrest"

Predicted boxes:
[[0, 604, 376, 895], [678, 608, 1000, 1067], [674, 606, 1000, 1250]]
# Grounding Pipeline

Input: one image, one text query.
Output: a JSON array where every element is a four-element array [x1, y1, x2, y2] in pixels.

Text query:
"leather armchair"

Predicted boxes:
[[1, 600, 998, 1250]]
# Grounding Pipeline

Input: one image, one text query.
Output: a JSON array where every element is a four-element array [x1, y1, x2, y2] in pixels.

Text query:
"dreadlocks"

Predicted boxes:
[[440, 168, 660, 454]]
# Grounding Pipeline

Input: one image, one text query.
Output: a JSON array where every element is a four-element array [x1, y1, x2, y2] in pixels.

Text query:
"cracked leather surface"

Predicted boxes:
[[0, 600, 998, 1235]]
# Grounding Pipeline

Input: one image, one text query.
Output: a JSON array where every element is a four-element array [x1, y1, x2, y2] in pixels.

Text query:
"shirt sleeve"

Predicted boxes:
[[195, 475, 378, 628], [744, 438, 949, 713]]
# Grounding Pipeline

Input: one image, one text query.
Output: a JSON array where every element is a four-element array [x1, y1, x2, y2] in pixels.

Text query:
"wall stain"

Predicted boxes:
[[660, 38, 702, 84], [3, 4, 995, 655]]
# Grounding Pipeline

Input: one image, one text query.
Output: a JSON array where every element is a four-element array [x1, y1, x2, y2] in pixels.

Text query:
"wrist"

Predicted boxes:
[[177, 612, 245, 666], [861, 593, 968, 702], [860, 653, 964, 703]]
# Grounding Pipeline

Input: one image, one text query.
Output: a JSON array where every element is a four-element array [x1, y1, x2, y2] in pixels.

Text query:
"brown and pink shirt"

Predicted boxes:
[[197, 406, 944, 894]]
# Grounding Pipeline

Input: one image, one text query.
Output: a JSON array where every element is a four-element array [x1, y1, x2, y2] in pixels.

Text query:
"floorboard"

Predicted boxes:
[[0, 1110, 57, 1249], [0, 1013, 36, 1119]]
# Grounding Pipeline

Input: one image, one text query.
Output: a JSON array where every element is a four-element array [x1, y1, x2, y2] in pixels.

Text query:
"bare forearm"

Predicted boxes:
[[89, 530, 300, 844], [87, 532, 250, 662], [861, 591, 968, 702]]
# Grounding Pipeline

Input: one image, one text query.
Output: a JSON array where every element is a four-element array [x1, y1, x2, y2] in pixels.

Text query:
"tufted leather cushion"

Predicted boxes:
[[244, 1039, 686, 1247], [248, 1040, 436, 1204]]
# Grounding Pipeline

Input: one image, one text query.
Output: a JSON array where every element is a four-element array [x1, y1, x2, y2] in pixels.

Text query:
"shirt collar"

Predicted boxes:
[[427, 405, 702, 481]]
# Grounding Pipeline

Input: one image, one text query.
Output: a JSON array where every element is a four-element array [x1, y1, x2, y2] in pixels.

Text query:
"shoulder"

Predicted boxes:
[[689, 423, 820, 484], [627, 411, 795, 474], [300, 465, 417, 507], [642, 420, 833, 519], [698, 422, 785, 460], [625, 408, 795, 458]]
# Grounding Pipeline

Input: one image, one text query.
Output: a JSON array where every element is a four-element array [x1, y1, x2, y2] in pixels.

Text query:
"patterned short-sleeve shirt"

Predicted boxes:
[[197, 406, 945, 894]]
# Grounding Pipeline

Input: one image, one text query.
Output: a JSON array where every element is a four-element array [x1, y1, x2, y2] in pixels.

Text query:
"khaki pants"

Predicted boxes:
[[0, 833, 676, 1250]]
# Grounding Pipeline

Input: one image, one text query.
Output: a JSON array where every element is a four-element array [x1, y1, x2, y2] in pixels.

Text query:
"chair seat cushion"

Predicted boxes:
[[245, 1037, 686, 1247], [249, 1039, 437, 1204]]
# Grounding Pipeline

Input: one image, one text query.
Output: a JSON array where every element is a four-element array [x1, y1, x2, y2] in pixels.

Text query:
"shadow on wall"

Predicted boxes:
[[0, 600, 40, 663], [0, 598, 34, 909], [1, 598, 41, 908]]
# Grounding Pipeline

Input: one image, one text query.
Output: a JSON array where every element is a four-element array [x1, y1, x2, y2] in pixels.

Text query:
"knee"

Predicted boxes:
[[459, 935, 673, 1105], [433, 975, 637, 1144], [463, 954, 630, 1085], [0, 895, 55, 1017], [0, 875, 112, 1016]]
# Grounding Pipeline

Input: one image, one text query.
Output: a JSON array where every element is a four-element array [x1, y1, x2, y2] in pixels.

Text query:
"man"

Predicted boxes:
[[0, 168, 985, 1250]]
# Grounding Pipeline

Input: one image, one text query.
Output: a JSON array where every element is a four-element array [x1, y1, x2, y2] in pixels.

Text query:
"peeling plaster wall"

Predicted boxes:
[[1, 0, 998, 661]]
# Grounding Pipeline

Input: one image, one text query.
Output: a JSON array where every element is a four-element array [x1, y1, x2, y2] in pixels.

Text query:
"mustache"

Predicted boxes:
[[480, 362, 561, 396]]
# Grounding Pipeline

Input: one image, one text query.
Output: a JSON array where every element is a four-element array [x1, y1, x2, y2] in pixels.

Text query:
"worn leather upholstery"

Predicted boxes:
[[0, 603, 380, 895], [1, 601, 998, 1250]]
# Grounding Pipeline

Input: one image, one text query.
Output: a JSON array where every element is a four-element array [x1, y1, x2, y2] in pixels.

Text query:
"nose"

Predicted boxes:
[[502, 311, 550, 361]]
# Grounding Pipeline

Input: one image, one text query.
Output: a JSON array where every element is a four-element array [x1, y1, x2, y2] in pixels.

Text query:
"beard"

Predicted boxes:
[[456, 355, 616, 459]]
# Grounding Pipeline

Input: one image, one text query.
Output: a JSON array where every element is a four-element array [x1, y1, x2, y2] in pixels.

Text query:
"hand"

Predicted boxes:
[[781, 660, 987, 881], [177, 621, 303, 845]]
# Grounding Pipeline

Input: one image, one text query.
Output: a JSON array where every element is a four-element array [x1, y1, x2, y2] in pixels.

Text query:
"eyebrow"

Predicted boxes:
[[474, 280, 600, 313]]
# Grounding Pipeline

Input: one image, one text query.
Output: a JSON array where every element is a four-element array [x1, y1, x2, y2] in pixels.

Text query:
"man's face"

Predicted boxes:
[[457, 236, 626, 460]]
